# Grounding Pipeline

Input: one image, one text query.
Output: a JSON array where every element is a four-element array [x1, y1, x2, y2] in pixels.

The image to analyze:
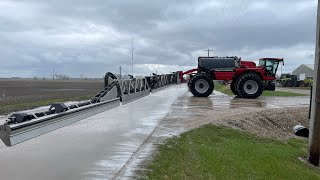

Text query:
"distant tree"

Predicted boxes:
[[304, 78, 313, 87]]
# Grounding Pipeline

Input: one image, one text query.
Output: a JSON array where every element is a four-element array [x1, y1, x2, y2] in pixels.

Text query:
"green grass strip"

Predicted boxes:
[[146, 125, 320, 180]]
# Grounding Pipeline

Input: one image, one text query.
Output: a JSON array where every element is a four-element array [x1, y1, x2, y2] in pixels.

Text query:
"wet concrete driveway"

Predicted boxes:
[[0, 85, 310, 179]]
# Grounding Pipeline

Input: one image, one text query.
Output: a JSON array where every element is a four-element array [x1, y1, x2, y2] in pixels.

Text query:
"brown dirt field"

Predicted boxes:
[[161, 93, 310, 139], [220, 107, 309, 139], [0, 79, 103, 114]]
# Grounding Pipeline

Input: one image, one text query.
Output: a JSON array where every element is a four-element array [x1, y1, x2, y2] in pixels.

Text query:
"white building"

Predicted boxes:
[[292, 64, 314, 80]]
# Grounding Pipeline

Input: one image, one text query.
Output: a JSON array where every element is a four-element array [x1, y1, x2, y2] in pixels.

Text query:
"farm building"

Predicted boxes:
[[292, 64, 314, 80]]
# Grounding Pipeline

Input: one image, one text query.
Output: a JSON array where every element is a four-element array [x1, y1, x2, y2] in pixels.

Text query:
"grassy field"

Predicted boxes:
[[146, 125, 320, 179], [214, 82, 306, 97]]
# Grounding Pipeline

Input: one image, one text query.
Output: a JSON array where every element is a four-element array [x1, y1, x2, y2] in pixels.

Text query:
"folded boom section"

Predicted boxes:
[[0, 72, 180, 146]]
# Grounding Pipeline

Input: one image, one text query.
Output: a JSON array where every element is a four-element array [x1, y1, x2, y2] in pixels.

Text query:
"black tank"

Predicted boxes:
[[198, 57, 240, 70]]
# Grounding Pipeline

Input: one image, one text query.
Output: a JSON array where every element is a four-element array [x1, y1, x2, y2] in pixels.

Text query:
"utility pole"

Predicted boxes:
[[132, 37, 134, 77], [119, 66, 122, 80], [204, 49, 213, 57], [309, 0, 320, 166], [52, 67, 55, 80]]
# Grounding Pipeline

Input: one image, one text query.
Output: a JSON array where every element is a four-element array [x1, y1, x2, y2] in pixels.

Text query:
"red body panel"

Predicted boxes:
[[212, 67, 274, 81], [214, 71, 235, 81], [240, 61, 256, 67], [210, 64, 277, 81], [181, 66, 276, 82], [178, 69, 198, 82], [182, 69, 197, 75]]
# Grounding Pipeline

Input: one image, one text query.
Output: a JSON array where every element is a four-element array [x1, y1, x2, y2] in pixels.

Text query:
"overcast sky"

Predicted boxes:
[[0, 0, 317, 78]]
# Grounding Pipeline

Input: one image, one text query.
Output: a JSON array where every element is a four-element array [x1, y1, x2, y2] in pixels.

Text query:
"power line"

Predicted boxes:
[[205, 0, 231, 47], [215, 0, 250, 48], [121, 68, 131, 76], [231, 0, 249, 25], [214, 0, 229, 25]]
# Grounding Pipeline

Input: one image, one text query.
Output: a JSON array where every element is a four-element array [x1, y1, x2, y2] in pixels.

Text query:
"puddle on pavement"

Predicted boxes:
[[186, 96, 214, 109], [228, 98, 267, 108], [181, 94, 266, 110], [183, 93, 310, 110]]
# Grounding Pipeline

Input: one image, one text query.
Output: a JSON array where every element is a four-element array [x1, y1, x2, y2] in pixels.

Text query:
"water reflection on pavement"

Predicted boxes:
[[0, 85, 310, 180]]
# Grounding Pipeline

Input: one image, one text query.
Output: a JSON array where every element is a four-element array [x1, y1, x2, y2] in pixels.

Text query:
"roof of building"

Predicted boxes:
[[304, 64, 314, 70], [292, 64, 315, 78]]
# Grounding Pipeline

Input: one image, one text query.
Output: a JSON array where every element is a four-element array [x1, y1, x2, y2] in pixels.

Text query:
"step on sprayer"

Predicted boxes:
[[0, 72, 181, 147]]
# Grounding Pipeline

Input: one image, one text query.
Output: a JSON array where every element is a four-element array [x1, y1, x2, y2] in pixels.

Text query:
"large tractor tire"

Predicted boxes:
[[284, 80, 292, 87], [236, 73, 263, 99], [230, 79, 239, 96], [264, 81, 276, 91], [189, 73, 214, 97]]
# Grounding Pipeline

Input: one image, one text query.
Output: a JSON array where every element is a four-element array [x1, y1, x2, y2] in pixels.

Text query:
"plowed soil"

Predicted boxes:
[[0, 79, 102, 112]]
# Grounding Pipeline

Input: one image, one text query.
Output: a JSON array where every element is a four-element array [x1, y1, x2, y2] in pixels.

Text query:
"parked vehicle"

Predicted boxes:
[[279, 73, 298, 87], [186, 57, 284, 98]]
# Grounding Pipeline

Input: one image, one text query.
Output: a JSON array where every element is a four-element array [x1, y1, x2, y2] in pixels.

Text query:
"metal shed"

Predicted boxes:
[[292, 64, 314, 80]]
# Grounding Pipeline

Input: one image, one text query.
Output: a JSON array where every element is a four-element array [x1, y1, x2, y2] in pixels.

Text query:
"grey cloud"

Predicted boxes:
[[0, 0, 317, 77]]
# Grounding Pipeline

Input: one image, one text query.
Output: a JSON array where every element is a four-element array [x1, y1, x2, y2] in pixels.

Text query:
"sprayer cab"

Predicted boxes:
[[258, 58, 284, 77]]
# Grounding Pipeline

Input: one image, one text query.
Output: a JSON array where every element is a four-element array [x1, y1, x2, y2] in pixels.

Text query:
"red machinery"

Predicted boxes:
[[182, 56, 284, 98]]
